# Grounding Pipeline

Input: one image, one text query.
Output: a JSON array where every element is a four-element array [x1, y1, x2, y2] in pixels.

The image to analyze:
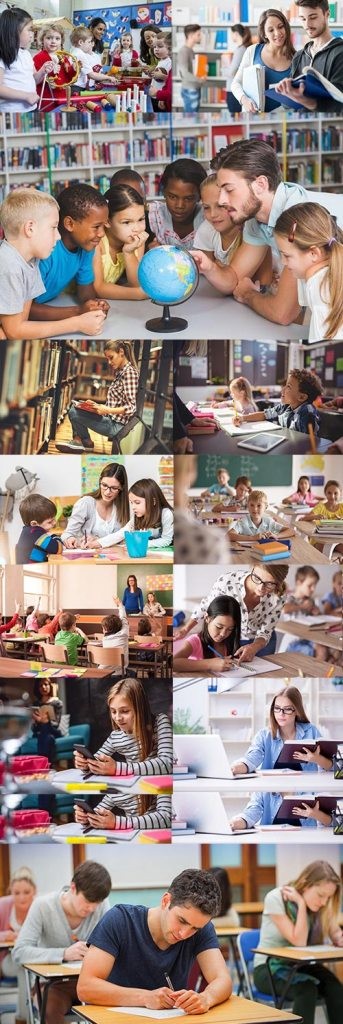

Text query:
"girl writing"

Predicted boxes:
[[282, 475, 322, 507], [86, 478, 173, 550], [174, 595, 241, 675], [274, 203, 343, 341], [149, 158, 206, 249], [93, 186, 148, 301]]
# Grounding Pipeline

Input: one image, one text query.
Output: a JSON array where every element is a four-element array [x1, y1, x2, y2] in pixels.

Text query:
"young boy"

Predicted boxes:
[[55, 612, 87, 665], [235, 369, 323, 434], [202, 468, 235, 497], [323, 569, 342, 615], [70, 27, 114, 89], [283, 565, 321, 615], [228, 490, 294, 542], [16, 494, 63, 564], [0, 189, 106, 339], [29, 183, 110, 327], [100, 599, 129, 669]]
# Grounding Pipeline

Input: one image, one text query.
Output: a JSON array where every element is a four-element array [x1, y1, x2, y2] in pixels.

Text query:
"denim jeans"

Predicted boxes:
[[240, 631, 277, 656], [181, 87, 201, 112], [68, 404, 123, 443]]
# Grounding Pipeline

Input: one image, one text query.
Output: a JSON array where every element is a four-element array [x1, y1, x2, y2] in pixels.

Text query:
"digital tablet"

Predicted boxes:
[[237, 434, 287, 452]]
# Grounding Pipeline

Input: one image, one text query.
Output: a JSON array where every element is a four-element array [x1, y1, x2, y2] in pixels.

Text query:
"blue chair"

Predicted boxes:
[[19, 723, 91, 765], [236, 929, 275, 1003]]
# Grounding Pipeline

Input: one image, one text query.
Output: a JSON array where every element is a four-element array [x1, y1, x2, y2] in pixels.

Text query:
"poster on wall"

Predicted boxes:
[[73, 4, 172, 47]]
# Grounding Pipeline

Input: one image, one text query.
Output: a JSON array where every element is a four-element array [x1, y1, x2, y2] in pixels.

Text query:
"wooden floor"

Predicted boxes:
[[48, 416, 113, 455]]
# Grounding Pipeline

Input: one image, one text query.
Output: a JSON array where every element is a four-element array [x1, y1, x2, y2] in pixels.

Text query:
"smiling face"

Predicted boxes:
[[42, 30, 62, 53], [64, 206, 108, 251], [201, 182, 233, 234], [121, 33, 132, 50], [216, 169, 263, 225], [164, 178, 199, 223], [31, 209, 60, 259], [109, 693, 134, 733], [324, 483, 341, 507], [274, 234, 314, 279], [249, 567, 278, 596], [218, 470, 229, 486], [129, 492, 146, 518], [160, 894, 210, 945], [303, 880, 336, 913], [263, 15, 287, 46], [92, 22, 106, 41], [110, 204, 146, 244], [298, 477, 310, 494], [206, 613, 234, 643], [248, 495, 268, 522], [144, 30, 158, 48]]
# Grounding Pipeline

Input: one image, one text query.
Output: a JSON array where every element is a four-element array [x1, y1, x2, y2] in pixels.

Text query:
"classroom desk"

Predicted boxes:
[[23, 962, 81, 1024], [128, 638, 169, 677], [0, 657, 112, 678], [172, 828, 341, 845], [173, 774, 342, 794], [252, 945, 343, 1009], [295, 520, 343, 556], [48, 545, 173, 565], [1, 634, 51, 658], [173, 652, 330, 679], [52, 280, 307, 340], [188, 428, 332, 456], [229, 536, 330, 565], [276, 620, 343, 652], [72, 995, 302, 1024], [0, 939, 14, 948], [232, 902, 264, 916]]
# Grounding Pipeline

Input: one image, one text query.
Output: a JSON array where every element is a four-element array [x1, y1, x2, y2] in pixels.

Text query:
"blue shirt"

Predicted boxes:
[[122, 587, 144, 614], [243, 181, 308, 258], [241, 790, 326, 828], [323, 590, 341, 610], [232, 514, 283, 536], [264, 401, 320, 435], [242, 722, 324, 773], [15, 526, 62, 564], [36, 239, 94, 303], [87, 905, 219, 989]]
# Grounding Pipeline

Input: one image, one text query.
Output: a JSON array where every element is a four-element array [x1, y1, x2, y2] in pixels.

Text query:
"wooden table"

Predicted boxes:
[[232, 902, 264, 916], [128, 638, 169, 677], [72, 994, 302, 1024], [295, 520, 343, 558], [276, 620, 343, 652], [229, 536, 330, 565], [1, 634, 51, 658], [252, 945, 343, 1009], [0, 657, 112, 678], [23, 961, 81, 1024], [173, 652, 330, 679], [48, 545, 173, 565]]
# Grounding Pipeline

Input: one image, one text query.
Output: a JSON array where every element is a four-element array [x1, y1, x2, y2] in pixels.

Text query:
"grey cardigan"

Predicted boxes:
[[61, 495, 124, 544]]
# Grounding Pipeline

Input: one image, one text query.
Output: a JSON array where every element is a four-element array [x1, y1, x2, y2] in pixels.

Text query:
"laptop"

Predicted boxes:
[[173, 791, 255, 835], [173, 734, 256, 780]]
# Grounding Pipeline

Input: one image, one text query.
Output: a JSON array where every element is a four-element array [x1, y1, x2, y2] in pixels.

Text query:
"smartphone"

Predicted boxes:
[[73, 744, 95, 759], [74, 799, 94, 814]]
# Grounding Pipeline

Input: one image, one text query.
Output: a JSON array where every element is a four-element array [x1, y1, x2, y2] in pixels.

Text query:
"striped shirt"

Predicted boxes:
[[106, 364, 138, 424], [97, 713, 172, 824], [102, 793, 172, 831]]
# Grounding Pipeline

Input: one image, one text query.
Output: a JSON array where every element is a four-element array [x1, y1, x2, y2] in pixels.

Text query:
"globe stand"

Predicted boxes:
[[146, 304, 188, 333]]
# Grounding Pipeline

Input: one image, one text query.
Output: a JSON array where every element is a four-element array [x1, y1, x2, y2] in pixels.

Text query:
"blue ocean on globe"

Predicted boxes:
[[138, 245, 198, 305]]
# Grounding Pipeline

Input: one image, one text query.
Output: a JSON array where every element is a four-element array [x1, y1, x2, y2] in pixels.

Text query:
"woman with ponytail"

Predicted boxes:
[[58, 341, 139, 453], [274, 202, 343, 340]]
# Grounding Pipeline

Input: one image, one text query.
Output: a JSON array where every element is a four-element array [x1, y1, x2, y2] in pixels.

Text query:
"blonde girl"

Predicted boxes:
[[193, 173, 242, 266], [93, 185, 148, 301], [87, 478, 173, 550], [33, 22, 66, 110], [111, 32, 139, 69], [0, 866, 36, 1018], [212, 376, 258, 414], [274, 203, 343, 341]]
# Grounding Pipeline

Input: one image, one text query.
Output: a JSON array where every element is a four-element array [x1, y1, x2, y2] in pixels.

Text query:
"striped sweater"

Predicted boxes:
[[96, 713, 172, 827]]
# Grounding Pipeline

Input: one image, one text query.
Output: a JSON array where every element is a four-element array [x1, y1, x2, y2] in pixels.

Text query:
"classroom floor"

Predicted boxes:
[[48, 417, 113, 455]]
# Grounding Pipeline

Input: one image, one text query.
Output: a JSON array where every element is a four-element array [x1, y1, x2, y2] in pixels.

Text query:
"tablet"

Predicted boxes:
[[237, 434, 286, 452]]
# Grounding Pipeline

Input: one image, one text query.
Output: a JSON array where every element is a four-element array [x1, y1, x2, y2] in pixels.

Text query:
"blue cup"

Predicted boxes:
[[124, 530, 151, 558]]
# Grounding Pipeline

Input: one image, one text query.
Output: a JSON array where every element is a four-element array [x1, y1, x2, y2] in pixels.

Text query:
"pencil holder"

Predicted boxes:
[[333, 749, 343, 779], [333, 813, 343, 834], [124, 530, 151, 558]]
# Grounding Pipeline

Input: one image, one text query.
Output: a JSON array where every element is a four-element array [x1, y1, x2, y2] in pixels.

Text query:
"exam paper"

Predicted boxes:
[[109, 1009, 185, 1019]]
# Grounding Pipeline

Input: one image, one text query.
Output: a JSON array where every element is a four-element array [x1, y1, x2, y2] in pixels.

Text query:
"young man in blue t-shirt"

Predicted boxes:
[[77, 868, 232, 1013]]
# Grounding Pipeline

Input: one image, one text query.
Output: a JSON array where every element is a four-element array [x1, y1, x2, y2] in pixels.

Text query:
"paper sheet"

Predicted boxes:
[[108, 1010, 185, 1019], [212, 657, 282, 679]]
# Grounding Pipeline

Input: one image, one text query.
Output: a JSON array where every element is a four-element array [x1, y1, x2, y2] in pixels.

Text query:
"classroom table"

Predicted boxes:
[[229, 536, 330, 565], [1, 634, 52, 658], [252, 945, 343, 1009], [295, 520, 343, 558], [72, 995, 302, 1024], [0, 657, 112, 678], [128, 638, 169, 677], [51, 280, 307, 340], [23, 962, 81, 1024], [231, 902, 264, 917], [48, 545, 173, 564], [187, 427, 332, 456], [173, 774, 343, 794], [172, 828, 341, 844], [173, 652, 330, 678], [276, 620, 343, 652]]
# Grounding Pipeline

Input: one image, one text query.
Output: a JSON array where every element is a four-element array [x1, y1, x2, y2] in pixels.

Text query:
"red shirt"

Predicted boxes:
[[33, 50, 67, 109]]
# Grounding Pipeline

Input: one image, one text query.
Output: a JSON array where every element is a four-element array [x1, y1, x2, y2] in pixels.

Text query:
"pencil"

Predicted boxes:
[[308, 423, 316, 454], [207, 644, 225, 658]]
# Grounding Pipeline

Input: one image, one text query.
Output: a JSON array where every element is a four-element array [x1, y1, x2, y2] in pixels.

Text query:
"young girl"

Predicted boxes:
[[0, 7, 43, 111], [193, 174, 242, 266], [33, 23, 67, 110], [173, 595, 241, 675], [253, 861, 343, 1024], [62, 462, 129, 549], [149, 158, 206, 249], [282, 475, 322, 507], [111, 32, 139, 68], [0, 866, 36, 1019], [122, 575, 144, 614], [93, 186, 148, 301], [302, 479, 343, 522], [274, 203, 343, 341], [73, 677, 172, 831], [149, 33, 172, 112], [86, 479, 173, 550], [231, 685, 333, 776], [212, 377, 258, 415], [143, 592, 166, 617]]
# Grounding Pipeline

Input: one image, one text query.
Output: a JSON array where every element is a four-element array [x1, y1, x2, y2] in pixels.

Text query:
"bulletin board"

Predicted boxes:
[[304, 343, 343, 389], [73, 5, 172, 46]]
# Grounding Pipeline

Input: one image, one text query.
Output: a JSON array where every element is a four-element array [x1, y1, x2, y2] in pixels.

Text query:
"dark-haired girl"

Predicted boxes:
[[0, 7, 47, 111], [149, 158, 206, 249], [173, 596, 241, 675], [231, 685, 333, 775], [86, 478, 173, 551], [93, 185, 148, 300]]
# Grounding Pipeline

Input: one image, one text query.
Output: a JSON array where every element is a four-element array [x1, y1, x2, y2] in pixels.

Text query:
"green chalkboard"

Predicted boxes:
[[194, 455, 292, 488]]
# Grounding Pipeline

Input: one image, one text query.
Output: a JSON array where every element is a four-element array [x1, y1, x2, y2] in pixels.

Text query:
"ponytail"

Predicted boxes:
[[275, 202, 343, 339], [104, 340, 138, 371]]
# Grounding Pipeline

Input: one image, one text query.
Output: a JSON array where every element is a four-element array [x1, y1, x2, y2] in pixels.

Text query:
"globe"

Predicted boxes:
[[136, 245, 198, 332]]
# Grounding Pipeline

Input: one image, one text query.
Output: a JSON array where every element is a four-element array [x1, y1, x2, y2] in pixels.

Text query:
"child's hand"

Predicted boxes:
[[89, 754, 116, 775], [74, 806, 89, 824], [42, 60, 56, 74], [14, 600, 21, 614], [112, 596, 120, 606], [74, 751, 88, 769], [87, 808, 116, 829], [81, 299, 109, 315], [26, 91, 39, 105], [85, 538, 101, 549], [122, 230, 149, 253], [78, 310, 106, 335], [191, 250, 213, 275], [211, 656, 233, 674]]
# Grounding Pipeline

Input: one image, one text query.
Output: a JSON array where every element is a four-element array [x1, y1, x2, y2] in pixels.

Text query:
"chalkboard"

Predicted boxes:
[[305, 342, 343, 389], [194, 455, 292, 488]]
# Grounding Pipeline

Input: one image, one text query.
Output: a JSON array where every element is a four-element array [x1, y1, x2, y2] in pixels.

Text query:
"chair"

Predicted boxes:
[[38, 642, 69, 664], [236, 929, 275, 1003], [87, 644, 125, 673], [110, 415, 147, 454], [19, 723, 91, 766]]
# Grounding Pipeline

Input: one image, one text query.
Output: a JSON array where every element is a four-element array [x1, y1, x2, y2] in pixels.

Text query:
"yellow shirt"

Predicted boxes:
[[100, 234, 126, 283], [311, 501, 343, 519]]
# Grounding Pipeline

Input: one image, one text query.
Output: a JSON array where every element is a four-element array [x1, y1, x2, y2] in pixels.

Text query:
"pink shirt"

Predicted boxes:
[[173, 633, 204, 660], [288, 491, 321, 507]]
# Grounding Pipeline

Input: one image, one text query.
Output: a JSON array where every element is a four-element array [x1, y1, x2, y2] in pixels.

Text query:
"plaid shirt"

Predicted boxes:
[[106, 364, 138, 423], [264, 401, 320, 435]]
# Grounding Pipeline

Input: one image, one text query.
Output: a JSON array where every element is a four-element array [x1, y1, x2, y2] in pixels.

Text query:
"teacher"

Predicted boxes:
[[175, 566, 289, 662], [122, 574, 144, 614], [88, 16, 107, 56], [56, 341, 139, 453], [62, 462, 129, 549]]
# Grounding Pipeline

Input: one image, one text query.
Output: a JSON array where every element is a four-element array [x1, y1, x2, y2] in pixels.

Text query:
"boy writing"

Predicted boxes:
[[235, 369, 323, 434], [0, 190, 106, 339], [16, 495, 63, 564], [228, 490, 294, 542]]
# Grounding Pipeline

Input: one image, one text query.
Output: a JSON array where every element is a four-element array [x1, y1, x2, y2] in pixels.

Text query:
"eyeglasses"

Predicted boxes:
[[101, 483, 121, 494], [250, 570, 277, 591], [274, 705, 295, 715], [288, 221, 297, 243]]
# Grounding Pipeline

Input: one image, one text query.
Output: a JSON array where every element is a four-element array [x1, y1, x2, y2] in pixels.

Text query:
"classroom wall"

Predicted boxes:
[[56, 565, 118, 610], [9, 845, 72, 890], [0, 456, 81, 558], [84, 845, 201, 881]]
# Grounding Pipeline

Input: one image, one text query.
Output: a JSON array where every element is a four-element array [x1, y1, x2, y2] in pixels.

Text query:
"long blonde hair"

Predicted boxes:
[[275, 203, 343, 339], [230, 376, 254, 402], [289, 860, 341, 939]]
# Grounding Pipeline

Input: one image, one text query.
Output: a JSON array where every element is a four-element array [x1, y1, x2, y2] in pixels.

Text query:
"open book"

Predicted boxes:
[[266, 66, 343, 110]]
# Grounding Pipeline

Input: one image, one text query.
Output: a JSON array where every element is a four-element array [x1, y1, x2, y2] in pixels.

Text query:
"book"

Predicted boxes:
[[243, 64, 265, 111], [251, 541, 291, 561], [274, 739, 342, 768], [265, 67, 343, 110]]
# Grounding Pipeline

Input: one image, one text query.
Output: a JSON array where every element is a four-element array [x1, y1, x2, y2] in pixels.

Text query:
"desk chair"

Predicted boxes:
[[236, 930, 275, 1003], [110, 415, 147, 454], [38, 642, 69, 664], [87, 644, 125, 673]]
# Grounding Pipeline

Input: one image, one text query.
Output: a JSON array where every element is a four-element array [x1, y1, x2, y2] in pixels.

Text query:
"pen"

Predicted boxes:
[[84, 529, 87, 545], [207, 644, 225, 659], [164, 974, 174, 990]]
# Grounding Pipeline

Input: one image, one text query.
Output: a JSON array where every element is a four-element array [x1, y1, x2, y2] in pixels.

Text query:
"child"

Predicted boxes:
[[74, 677, 172, 831], [86, 479, 174, 550], [55, 612, 87, 666], [99, 599, 129, 670], [148, 64, 171, 112], [109, 168, 156, 250], [202, 467, 236, 498], [213, 376, 258, 415], [15, 494, 63, 564], [323, 570, 342, 616], [69, 27, 114, 89], [25, 599, 41, 633], [283, 566, 321, 616], [282, 475, 322, 507], [230, 792, 333, 830], [0, 600, 21, 636], [33, 23, 68, 110], [235, 370, 323, 435], [149, 33, 172, 112], [301, 480, 343, 522], [0, 7, 39, 112], [228, 489, 294, 543], [233, 477, 252, 507], [0, 189, 106, 340], [173, 595, 241, 675], [274, 203, 343, 341], [148, 158, 206, 249], [193, 174, 242, 266], [111, 32, 140, 68], [143, 593, 166, 617], [93, 185, 148, 301]]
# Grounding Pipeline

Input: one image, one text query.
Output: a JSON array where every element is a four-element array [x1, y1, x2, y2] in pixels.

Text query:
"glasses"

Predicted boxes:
[[101, 483, 121, 494], [288, 221, 297, 243], [274, 705, 295, 715], [250, 571, 277, 591]]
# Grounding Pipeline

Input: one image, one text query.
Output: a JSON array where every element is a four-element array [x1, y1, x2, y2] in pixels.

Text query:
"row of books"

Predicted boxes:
[[287, 161, 319, 186], [56, 383, 76, 426], [131, 135, 170, 160], [171, 134, 209, 159], [5, 145, 89, 170], [200, 86, 227, 103], [0, 399, 53, 455], [0, 341, 61, 415]]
